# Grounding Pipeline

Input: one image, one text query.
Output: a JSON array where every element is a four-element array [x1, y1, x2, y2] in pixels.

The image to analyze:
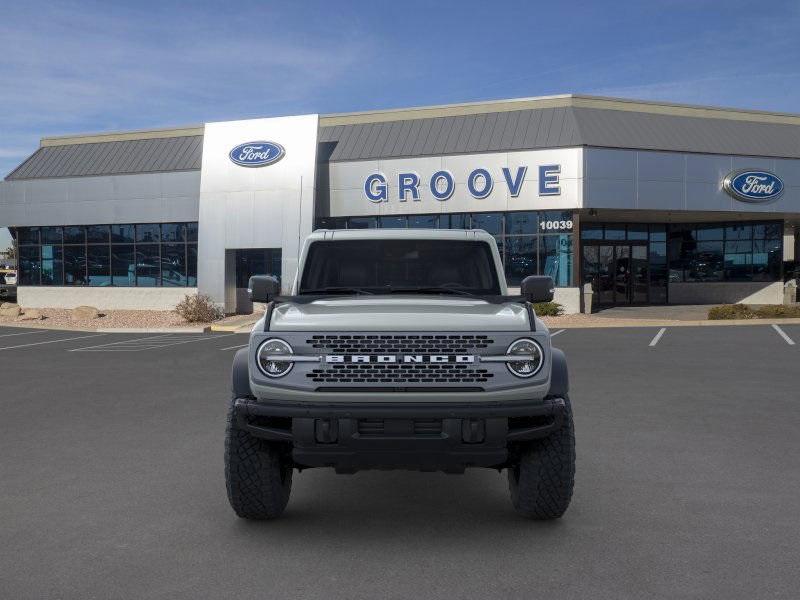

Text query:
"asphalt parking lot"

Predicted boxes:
[[1, 324, 799, 599]]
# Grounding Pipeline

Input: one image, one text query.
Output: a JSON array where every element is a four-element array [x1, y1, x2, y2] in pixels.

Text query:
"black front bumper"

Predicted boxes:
[[233, 397, 566, 473]]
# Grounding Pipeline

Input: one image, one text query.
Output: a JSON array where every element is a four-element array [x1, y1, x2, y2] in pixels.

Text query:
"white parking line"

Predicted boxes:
[[220, 344, 248, 351], [649, 328, 667, 347], [67, 333, 173, 351], [550, 329, 565, 337], [0, 333, 105, 351], [771, 324, 795, 346], [0, 330, 49, 339], [70, 333, 237, 352]]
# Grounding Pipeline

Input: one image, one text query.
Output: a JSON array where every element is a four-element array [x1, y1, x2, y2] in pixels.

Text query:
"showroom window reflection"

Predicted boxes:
[[316, 211, 574, 287], [15, 223, 198, 287]]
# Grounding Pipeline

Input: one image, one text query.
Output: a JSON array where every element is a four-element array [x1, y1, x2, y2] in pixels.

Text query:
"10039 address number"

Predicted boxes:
[[539, 220, 573, 232]]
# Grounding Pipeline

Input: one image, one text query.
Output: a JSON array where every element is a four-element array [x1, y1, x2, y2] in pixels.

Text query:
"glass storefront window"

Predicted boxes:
[[87, 245, 111, 286], [604, 224, 626, 240], [19, 246, 40, 285], [186, 222, 199, 242], [471, 213, 503, 235], [320, 211, 576, 287], [442, 214, 470, 229], [63, 246, 87, 285], [136, 223, 160, 243], [161, 244, 188, 286], [581, 223, 603, 240], [64, 226, 85, 244], [504, 236, 536, 286], [136, 245, 160, 286], [379, 216, 407, 229], [187, 245, 198, 286], [725, 224, 752, 240], [666, 220, 782, 283], [111, 245, 136, 287], [41, 245, 63, 286], [315, 217, 347, 230], [695, 225, 723, 241], [408, 214, 438, 228], [15, 222, 198, 288], [86, 225, 109, 244], [649, 224, 666, 242], [506, 212, 537, 235], [41, 227, 63, 244], [347, 217, 377, 229], [18, 227, 40, 245], [111, 224, 135, 243], [539, 235, 573, 287], [627, 225, 648, 240], [161, 223, 186, 242]]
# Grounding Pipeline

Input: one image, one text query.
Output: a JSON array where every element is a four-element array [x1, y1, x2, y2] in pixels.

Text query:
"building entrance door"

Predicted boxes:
[[583, 242, 649, 305], [233, 248, 282, 314]]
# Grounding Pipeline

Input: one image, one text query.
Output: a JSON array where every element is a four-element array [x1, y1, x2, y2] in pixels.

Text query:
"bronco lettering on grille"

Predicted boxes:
[[324, 354, 475, 364]]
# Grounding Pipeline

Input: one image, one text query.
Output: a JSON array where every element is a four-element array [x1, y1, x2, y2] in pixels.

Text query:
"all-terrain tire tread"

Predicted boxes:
[[508, 395, 576, 519], [224, 399, 292, 519]]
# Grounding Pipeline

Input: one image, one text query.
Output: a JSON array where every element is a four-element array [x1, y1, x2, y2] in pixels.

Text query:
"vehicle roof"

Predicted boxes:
[[308, 228, 497, 243]]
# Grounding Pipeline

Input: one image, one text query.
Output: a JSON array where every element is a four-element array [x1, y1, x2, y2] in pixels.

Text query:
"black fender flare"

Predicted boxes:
[[548, 347, 569, 398], [231, 347, 253, 399]]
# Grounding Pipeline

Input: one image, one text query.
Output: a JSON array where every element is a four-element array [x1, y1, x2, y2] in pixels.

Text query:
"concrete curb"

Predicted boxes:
[[96, 327, 211, 333], [545, 317, 800, 329], [0, 321, 214, 333]]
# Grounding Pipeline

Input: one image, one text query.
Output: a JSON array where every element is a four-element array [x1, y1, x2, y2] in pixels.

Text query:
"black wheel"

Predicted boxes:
[[225, 398, 293, 519], [508, 395, 576, 519]]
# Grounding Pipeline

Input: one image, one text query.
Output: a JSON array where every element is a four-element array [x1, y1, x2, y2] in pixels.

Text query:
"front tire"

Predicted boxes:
[[225, 398, 292, 519], [508, 395, 576, 519]]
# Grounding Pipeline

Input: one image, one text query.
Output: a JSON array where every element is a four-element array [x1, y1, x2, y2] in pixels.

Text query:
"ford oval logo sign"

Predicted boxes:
[[229, 141, 285, 167], [723, 169, 784, 203]]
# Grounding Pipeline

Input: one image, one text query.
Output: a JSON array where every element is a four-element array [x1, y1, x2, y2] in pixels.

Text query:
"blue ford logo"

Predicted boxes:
[[229, 141, 285, 167], [723, 169, 784, 203]]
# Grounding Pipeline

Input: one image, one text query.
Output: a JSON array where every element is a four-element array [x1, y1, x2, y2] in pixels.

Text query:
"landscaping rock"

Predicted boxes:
[[17, 309, 43, 321], [72, 305, 100, 320], [1, 302, 19, 309], [0, 305, 22, 318]]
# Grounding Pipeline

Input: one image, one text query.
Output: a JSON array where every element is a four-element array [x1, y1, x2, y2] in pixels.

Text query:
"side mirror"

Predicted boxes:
[[248, 275, 280, 303], [521, 275, 555, 303]]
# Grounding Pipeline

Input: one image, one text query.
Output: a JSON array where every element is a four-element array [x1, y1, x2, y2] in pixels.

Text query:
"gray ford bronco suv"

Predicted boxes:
[[226, 229, 575, 519]]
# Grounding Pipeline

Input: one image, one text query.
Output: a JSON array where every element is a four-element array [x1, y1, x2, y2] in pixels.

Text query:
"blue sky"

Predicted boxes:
[[1, 0, 800, 249]]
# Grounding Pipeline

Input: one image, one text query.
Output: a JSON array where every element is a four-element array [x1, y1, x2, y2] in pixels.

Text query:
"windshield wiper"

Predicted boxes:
[[384, 286, 479, 298], [299, 286, 374, 295]]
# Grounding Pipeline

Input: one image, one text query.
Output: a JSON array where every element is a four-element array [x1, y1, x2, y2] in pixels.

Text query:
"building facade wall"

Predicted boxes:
[[197, 115, 319, 312], [583, 148, 800, 213], [326, 148, 582, 217], [668, 281, 783, 305], [0, 171, 200, 226], [18, 286, 197, 310]]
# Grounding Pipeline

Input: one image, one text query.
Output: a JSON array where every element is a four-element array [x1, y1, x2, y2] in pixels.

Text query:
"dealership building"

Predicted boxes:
[[1, 94, 798, 314]]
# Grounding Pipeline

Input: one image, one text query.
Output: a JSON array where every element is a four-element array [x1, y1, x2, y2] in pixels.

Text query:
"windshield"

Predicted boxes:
[[299, 239, 501, 295]]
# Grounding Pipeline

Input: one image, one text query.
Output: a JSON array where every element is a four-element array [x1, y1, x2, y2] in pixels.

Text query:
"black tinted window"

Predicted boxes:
[[300, 240, 500, 294]]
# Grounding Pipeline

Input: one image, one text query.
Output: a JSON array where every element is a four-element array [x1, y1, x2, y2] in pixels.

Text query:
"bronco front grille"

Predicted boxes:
[[307, 363, 494, 384], [306, 334, 493, 354]]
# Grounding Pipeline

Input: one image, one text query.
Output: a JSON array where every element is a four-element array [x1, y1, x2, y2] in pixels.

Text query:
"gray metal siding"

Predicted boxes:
[[6, 135, 203, 180], [572, 108, 800, 158], [9, 103, 800, 181], [320, 106, 800, 161]]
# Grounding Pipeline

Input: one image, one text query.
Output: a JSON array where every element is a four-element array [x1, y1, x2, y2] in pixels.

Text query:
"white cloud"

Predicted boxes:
[[0, 2, 374, 175]]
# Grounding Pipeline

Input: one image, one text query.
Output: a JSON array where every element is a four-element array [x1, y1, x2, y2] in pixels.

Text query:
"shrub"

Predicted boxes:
[[754, 304, 800, 318], [532, 301, 564, 317], [175, 294, 223, 323], [708, 304, 800, 320], [707, 304, 757, 320]]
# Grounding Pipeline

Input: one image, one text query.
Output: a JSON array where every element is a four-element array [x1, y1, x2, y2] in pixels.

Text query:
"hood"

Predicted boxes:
[[269, 296, 532, 332]]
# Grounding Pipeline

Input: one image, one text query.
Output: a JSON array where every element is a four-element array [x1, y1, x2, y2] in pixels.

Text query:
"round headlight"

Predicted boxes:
[[257, 338, 293, 378], [506, 338, 544, 378]]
